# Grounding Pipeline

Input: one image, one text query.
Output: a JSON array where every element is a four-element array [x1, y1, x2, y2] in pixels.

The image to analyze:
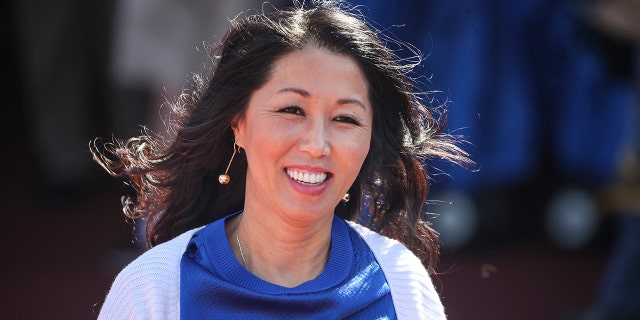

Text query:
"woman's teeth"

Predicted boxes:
[[286, 169, 328, 185]]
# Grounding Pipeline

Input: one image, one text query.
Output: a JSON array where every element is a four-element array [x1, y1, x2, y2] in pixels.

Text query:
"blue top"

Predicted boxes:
[[180, 213, 396, 319]]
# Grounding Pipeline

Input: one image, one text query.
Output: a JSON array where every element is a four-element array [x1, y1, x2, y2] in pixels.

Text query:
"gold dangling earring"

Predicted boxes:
[[218, 143, 239, 185], [341, 193, 350, 203]]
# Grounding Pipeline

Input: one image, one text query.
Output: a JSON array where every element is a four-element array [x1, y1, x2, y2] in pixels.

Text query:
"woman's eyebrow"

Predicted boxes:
[[277, 87, 309, 97], [278, 87, 366, 110], [337, 98, 366, 110]]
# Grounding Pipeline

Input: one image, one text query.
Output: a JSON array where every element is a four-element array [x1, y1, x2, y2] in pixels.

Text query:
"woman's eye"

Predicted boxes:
[[278, 106, 303, 115], [334, 115, 360, 125]]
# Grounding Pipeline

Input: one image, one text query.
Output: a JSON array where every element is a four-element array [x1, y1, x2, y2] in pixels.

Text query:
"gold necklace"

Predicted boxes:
[[235, 213, 248, 270], [235, 213, 331, 273]]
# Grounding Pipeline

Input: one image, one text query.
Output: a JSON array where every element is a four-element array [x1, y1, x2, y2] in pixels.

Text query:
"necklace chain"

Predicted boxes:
[[235, 213, 248, 270], [235, 213, 331, 273]]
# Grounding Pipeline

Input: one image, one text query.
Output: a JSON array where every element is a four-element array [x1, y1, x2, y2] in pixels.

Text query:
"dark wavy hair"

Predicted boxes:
[[91, 0, 469, 273]]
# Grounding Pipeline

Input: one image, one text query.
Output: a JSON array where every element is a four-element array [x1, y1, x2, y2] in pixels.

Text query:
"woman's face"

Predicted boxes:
[[234, 44, 373, 222]]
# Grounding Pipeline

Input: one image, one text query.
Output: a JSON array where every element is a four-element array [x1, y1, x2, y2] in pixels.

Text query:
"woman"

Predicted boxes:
[[94, 1, 469, 319]]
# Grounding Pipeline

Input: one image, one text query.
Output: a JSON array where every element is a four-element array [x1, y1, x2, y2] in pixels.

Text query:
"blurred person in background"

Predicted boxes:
[[354, 0, 637, 253], [580, 1, 640, 319], [12, 0, 269, 208], [13, 1, 116, 206], [110, 0, 268, 140]]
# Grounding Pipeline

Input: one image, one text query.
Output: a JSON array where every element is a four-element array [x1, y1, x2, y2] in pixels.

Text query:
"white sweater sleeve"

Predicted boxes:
[[98, 228, 201, 320], [348, 222, 447, 320]]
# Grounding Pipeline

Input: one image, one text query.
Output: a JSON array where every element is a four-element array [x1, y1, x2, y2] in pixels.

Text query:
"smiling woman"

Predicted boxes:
[[91, 0, 470, 319], [235, 45, 372, 227]]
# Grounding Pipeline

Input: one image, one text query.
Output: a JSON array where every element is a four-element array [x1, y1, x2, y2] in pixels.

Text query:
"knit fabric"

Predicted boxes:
[[347, 222, 446, 320], [180, 214, 395, 319], [98, 220, 446, 320]]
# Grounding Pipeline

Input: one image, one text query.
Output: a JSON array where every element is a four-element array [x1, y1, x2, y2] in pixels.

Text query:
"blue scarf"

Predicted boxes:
[[180, 213, 396, 319]]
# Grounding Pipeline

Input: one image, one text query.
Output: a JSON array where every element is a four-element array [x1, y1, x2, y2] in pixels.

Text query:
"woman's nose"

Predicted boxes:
[[299, 119, 330, 157]]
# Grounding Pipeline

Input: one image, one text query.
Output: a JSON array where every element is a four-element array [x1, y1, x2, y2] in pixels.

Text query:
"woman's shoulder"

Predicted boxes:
[[346, 221, 423, 267], [346, 221, 447, 320], [98, 226, 204, 320], [119, 226, 203, 279]]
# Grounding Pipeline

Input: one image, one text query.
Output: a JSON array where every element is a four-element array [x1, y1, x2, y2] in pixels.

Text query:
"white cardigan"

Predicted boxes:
[[98, 221, 446, 319]]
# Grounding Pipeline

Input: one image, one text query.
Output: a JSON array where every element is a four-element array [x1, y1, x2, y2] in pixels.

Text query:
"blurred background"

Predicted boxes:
[[2, 0, 639, 319]]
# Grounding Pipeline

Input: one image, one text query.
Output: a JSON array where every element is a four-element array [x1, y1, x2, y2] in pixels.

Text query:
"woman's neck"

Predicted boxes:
[[226, 209, 333, 288]]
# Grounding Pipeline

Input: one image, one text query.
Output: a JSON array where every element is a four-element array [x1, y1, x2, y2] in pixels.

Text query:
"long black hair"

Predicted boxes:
[[92, 0, 470, 273]]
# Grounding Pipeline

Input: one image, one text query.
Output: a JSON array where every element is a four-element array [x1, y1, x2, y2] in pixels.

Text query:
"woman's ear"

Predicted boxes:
[[231, 115, 244, 148]]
